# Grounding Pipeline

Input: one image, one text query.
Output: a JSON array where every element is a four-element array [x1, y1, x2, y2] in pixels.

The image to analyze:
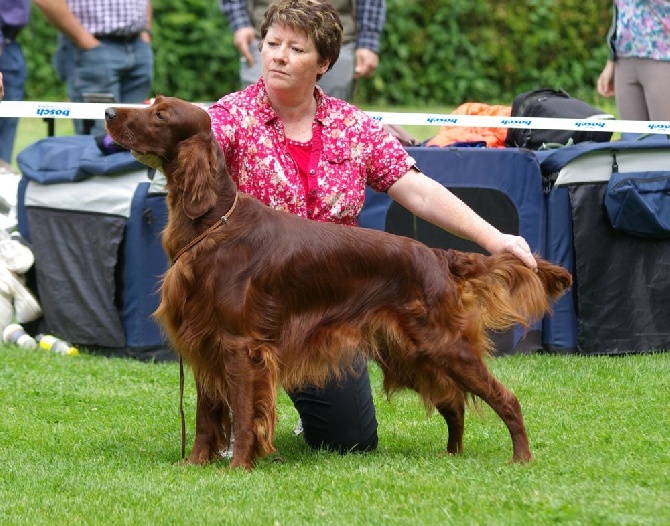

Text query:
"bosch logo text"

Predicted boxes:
[[36, 107, 71, 117], [426, 117, 459, 124], [574, 121, 606, 129], [500, 119, 532, 126]]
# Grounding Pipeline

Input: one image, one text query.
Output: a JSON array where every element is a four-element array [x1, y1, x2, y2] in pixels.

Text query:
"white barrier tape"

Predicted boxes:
[[366, 112, 670, 135], [1, 100, 670, 135], [0, 101, 146, 120]]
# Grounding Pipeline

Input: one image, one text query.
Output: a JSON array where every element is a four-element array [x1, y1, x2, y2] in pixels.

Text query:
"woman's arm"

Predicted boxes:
[[387, 168, 537, 269], [33, 0, 98, 49]]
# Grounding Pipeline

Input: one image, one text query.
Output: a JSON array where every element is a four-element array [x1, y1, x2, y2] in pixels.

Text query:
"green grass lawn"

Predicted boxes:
[[1, 347, 668, 525], [6, 98, 658, 525]]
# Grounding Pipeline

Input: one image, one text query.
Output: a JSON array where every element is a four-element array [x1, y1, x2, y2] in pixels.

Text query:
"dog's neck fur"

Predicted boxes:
[[162, 136, 239, 261]]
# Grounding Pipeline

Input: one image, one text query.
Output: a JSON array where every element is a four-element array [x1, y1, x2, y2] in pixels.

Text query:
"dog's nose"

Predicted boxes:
[[105, 108, 116, 121]]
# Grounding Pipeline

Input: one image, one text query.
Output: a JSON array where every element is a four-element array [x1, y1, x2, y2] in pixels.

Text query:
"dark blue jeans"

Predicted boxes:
[[53, 35, 154, 135], [287, 357, 379, 453], [0, 40, 27, 163]]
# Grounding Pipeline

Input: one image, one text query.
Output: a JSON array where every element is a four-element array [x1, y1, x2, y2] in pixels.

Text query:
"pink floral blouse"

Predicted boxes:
[[208, 79, 416, 226]]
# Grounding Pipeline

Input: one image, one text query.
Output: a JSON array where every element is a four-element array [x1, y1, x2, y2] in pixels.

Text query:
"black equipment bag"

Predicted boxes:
[[505, 88, 613, 149]]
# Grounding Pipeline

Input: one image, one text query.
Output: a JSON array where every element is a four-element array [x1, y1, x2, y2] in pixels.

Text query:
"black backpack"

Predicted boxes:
[[505, 88, 613, 149]]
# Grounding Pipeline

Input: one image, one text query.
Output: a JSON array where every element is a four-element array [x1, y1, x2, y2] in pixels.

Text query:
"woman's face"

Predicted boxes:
[[261, 24, 329, 95]]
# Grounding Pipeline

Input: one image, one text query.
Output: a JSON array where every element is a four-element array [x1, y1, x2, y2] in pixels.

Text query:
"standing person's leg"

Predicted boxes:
[[638, 58, 670, 121], [287, 356, 378, 453], [56, 39, 119, 134], [119, 39, 154, 105], [317, 41, 355, 101], [614, 58, 650, 121], [0, 41, 27, 163]]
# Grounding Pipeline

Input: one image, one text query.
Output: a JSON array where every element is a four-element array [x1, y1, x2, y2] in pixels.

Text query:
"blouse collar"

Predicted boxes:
[[254, 78, 332, 127]]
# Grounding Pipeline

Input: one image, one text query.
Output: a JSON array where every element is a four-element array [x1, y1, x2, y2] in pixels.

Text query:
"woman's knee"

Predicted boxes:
[[288, 359, 379, 453]]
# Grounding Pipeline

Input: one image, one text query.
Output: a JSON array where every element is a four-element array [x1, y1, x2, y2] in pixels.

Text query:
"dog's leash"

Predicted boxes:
[[171, 192, 240, 265], [180, 357, 186, 459]]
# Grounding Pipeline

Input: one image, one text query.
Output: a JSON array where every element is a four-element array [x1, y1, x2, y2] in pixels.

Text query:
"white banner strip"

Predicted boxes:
[[366, 112, 670, 135], [0, 101, 146, 120], [1, 100, 669, 135]]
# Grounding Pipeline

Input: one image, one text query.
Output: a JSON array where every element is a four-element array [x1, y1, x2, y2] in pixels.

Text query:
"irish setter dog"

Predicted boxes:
[[105, 96, 572, 470]]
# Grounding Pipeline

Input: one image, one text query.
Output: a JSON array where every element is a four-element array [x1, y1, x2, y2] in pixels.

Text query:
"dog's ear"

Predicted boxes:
[[175, 133, 219, 220]]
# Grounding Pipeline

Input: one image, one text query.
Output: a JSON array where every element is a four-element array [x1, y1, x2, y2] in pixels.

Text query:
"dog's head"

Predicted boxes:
[[105, 95, 211, 170], [105, 96, 224, 220]]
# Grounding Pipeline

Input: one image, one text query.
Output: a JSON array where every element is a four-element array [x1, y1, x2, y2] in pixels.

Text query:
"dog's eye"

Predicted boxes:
[[155, 111, 165, 121]]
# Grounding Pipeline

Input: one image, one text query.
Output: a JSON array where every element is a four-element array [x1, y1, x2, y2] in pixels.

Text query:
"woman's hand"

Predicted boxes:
[[486, 233, 537, 270], [597, 60, 615, 97], [354, 48, 379, 78], [234, 27, 257, 66]]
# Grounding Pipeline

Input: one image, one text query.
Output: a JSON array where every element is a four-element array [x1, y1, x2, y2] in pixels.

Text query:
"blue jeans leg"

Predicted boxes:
[[56, 37, 153, 134], [0, 41, 27, 163]]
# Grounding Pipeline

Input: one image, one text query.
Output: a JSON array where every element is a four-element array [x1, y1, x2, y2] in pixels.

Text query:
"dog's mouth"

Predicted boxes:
[[104, 130, 133, 154]]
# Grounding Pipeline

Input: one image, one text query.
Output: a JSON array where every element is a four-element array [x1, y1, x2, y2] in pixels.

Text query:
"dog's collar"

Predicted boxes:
[[171, 192, 240, 265]]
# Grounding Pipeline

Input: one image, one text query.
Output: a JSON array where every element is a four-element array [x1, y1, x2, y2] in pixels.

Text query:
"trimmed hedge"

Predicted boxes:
[[19, 0, 612, 106]]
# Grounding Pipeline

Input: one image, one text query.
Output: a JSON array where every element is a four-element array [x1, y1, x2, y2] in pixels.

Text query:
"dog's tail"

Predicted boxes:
[[442, 249, 572, 337]]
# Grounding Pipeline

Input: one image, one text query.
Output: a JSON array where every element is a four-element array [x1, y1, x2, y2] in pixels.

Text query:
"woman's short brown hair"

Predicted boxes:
[[260, 0, 343, 76]]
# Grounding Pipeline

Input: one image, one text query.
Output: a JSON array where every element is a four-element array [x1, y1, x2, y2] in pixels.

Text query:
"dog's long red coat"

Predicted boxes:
[[105, 96, 572, 470]]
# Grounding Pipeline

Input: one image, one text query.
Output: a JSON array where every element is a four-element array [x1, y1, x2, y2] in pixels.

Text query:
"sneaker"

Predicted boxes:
[[0, 265, 42, 323], [0, 230, 34, 274], [293, 417, 303, 436], [220, 427, 235, 459]]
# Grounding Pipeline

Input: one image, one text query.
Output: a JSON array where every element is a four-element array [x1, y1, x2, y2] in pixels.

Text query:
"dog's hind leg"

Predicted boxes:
[[436, 392, 465, 455], [447, 345, 532, 462], [382, 359, 465, 456], [188, 383, 227, 465]]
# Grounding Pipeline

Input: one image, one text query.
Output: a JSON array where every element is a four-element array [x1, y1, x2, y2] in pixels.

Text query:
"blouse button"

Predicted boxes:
[[309, 169, 315, 174], [311, 190, 317, 195]]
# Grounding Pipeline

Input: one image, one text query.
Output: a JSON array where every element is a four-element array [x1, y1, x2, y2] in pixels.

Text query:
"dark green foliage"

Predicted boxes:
[[17, 13, 66, 100], [355, 0, 612, 105], [150, 0, 239, 101], [19, 0, 612, 106]]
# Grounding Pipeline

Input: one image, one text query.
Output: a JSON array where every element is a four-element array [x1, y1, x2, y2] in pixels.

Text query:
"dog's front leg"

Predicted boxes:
[[225, 345, 279, 471], [187, 381, 226, 465], [225, 356, 261, 470]]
